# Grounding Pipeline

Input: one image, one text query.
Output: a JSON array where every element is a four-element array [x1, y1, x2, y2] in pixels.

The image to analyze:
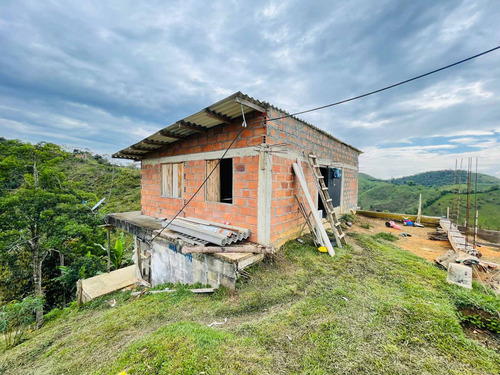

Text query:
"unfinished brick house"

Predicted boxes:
[[109, 92, 361, 288]]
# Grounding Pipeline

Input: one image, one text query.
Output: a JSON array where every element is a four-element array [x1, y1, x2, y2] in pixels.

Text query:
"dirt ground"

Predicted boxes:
[[346, 215, 500, 265]]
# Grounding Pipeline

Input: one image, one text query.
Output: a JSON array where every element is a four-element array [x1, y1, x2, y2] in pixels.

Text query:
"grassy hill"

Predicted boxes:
[[59, 155, 141, 214], [358, 171, 500, 229], [390, 170, 500, 188], [424, 189, 500, 230], [0, 233, 499, 374]]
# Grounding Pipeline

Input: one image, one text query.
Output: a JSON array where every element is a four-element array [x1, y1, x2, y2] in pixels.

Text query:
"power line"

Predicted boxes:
[[249, 45, 500, 125]]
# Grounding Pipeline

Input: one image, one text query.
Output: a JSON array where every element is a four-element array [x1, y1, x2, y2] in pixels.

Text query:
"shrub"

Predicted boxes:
[[0, 296, 43, 348], [340, 213, 356, 223]]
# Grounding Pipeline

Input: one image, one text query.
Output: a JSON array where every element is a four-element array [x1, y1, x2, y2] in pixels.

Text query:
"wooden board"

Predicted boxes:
[[206, 160, 220, 202], [172, 163, 178, 198], [292, 162, 335, 256], [178, 162, 183, 198], [161, 163, 172, 196], [80, 265, 137, 302], [161, 163, 183, 198]]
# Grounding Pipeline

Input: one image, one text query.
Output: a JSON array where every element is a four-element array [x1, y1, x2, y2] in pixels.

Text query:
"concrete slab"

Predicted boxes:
[[106, 211, 163, 241], [446, 263, 472, 289]]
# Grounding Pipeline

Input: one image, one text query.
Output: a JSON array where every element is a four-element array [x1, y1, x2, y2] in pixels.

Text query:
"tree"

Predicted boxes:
[[0, 142, 102, 328]]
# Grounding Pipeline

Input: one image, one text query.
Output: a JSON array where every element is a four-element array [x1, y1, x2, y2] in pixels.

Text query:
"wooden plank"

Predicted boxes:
[[178, 162, 183, 198], [292, 162, 335, 256], [159, 130, 185, 140], [143, 139, 171, 146], [130, 145, 156, 151], [80, 265, 137, 302], [204, 109, 232, 124], [416, 194, 422, 224], [238, 254, 265, 270], [235, 96, 266, 113], [178, 120, 207, 133], [214, 252, 254, 263], [172, 163, 179, 198], [161, 164, 172, 196], [205, 160, 220, 202]]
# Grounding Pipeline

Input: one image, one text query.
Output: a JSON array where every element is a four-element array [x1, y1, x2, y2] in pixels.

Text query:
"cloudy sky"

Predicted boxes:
[[1, 0, 499, 178]]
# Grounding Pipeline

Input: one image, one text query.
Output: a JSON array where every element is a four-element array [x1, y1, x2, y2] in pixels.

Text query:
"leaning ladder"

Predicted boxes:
[[304, 153, 346, 248]]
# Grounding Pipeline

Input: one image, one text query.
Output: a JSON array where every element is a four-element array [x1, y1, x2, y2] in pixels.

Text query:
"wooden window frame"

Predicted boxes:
[[161, 162, 183, 198]]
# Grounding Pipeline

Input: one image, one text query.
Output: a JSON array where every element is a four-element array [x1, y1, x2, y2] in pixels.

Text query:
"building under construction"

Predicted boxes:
[[107, 92, 361, 289]]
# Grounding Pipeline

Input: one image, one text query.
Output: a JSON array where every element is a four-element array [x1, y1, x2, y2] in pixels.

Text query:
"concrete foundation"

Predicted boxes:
[[150, 237, 237, 290]]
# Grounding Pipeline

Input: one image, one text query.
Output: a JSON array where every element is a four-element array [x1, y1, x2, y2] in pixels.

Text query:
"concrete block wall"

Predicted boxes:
[[151, 237, 237, 290]]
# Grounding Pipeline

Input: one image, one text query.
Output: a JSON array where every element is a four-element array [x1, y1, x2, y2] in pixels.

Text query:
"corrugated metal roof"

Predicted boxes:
[[112, 91, 361, 160]]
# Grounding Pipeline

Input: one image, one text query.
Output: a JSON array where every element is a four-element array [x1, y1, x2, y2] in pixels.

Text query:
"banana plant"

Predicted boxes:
[[95, 232, 127, 270]]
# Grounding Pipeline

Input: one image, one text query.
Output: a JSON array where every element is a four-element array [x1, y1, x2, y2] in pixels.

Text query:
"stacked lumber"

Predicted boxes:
[[428, 228, 448, 241], [162, 217, 251, 246]]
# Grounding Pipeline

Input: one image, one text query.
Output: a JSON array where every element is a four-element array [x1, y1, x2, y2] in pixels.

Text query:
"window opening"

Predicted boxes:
[[206, 158, 233, 204]]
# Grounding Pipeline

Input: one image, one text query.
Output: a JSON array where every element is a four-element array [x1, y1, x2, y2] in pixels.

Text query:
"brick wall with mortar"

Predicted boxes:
[[141, 112, 265, 243], [266, 108, 360, 245]]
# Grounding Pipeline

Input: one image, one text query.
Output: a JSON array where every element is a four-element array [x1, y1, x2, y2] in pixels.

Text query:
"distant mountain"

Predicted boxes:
[[388, 170, 500, 188], [358, 170, 500, 229]]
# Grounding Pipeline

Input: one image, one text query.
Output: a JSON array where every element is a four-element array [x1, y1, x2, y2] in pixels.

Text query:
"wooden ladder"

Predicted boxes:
[[304, 153, 346, 248]]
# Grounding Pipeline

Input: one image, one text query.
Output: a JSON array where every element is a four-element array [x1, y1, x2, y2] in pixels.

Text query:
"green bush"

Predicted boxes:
[[340, 213, 356, 223], [0, 296, 43, 348]]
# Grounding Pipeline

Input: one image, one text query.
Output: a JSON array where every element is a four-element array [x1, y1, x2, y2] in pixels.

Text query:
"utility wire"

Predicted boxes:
[[247, 45, 500, 126], [148, 45, 500, 243]]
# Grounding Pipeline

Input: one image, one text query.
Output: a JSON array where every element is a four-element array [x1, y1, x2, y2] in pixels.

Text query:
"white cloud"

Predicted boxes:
[[360, 140, 500, 179], [0, 0, 499, 180], [399, 81, 494, 110]]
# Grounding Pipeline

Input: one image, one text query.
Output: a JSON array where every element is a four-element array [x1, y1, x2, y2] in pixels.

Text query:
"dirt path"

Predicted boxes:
[[346, 215, 500, 264]]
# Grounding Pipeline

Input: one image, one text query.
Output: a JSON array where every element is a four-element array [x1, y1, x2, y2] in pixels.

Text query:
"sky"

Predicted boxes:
[[0, 0, 499, 179]]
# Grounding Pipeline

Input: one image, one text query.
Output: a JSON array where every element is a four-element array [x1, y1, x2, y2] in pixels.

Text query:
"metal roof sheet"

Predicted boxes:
[[112, 91, 361, 160]]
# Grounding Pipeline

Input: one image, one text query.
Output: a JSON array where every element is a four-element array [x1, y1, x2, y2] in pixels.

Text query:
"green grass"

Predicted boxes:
[[358, 184, 442, 214], [1, 234, 499, 374], [424, 190, 500, 230]]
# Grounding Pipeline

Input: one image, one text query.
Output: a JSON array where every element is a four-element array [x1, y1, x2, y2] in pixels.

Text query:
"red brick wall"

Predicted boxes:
[[266, 108, 360, 245], [141, 155, 260, 243], [146, 112, 266, 159], [269, 156, 318, 244]]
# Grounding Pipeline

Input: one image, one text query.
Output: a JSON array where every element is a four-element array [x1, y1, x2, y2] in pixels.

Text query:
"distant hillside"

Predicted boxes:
[[358, 171, 500, 229], [358, 173, 390, 192], [60, 152, 141, 214], [389, 170, 500, 188], [0, 138, 141, 214]]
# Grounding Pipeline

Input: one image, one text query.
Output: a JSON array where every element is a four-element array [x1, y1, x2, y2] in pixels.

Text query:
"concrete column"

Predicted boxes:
[[257, 150, 272, 245]]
